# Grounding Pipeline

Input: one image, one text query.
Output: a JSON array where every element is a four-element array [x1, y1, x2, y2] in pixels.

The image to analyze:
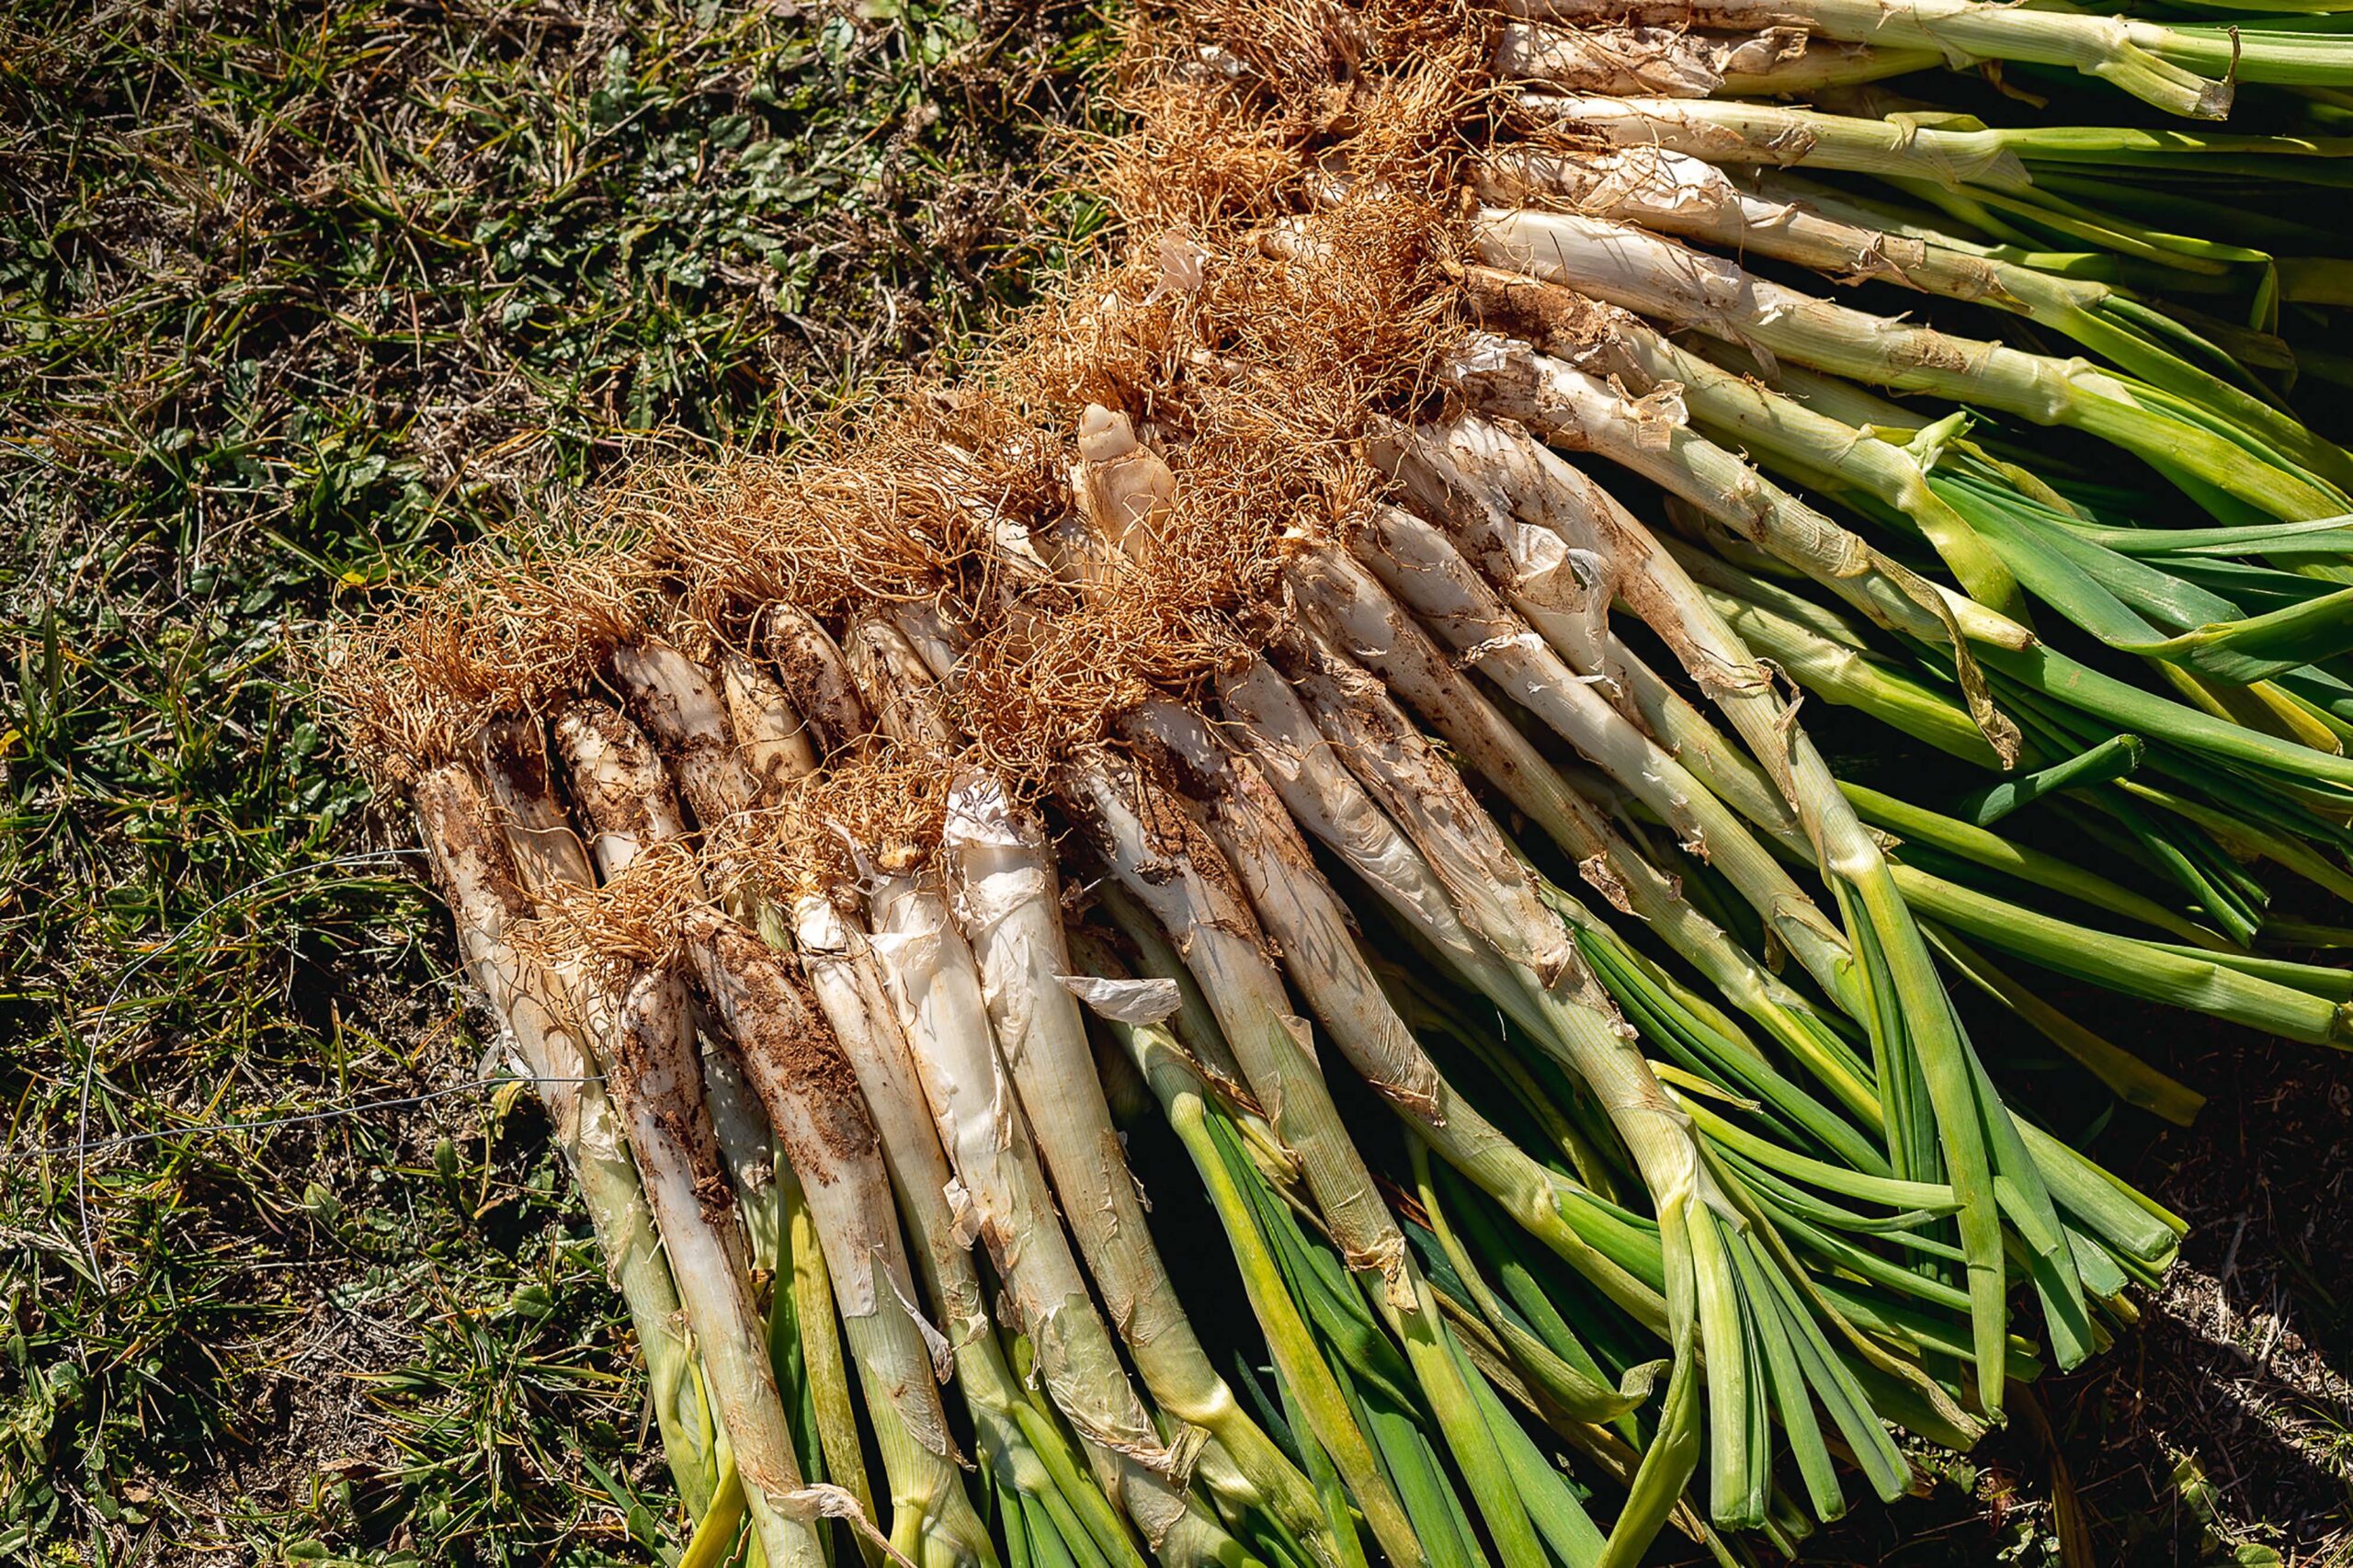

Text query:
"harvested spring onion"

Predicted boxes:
[[323, 2, 2353, 1561], [413, 766, 726, 1519]]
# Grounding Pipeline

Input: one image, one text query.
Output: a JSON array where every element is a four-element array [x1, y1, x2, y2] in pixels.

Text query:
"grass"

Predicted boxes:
[[0, 1, 2347, 1565], [0, 0, 1106, 1560]]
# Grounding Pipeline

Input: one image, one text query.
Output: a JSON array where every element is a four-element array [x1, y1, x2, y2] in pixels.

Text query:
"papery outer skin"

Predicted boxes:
[[868, 865, 1206, 1524], [1056, 973, 1184, 1025], [614, 968, 831, 1568], [688, 912, 968, 1470], [1243, 636, 1579, 987]]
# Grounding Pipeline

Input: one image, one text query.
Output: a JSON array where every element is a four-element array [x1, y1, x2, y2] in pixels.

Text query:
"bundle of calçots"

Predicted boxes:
[[322, 2, 2353, 1562]]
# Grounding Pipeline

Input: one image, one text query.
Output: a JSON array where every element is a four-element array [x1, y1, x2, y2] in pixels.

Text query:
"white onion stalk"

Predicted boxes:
[[1285, 546, 1866, 1042], [721, 650, 822, 798], [1515, 90, 2034, 188], [1512, 85, 2350, 183], [624, 641, 1160, 1552], [1352, 502, 1856, 1001], [1358, 438, 1974, 1107], [758, 624, 1204, 1557], [609, 640, 760, 824], [1120, 700, 1920, 1524], [481, 709, 828, 1477], [413, 765, 724, 1518], [1448, 335, 2027, 767], [1366, 425, 1799, 846], [1286, 548, 1633, 881], [1132, 694, 1668, 1328], [547, 694, 802, 1280], [476, 714, 863, 1524], [1265, 550, 1867, 1116], [764, 603, 876, 760], [1503, 4, 2241, 119], [552, 699, 691, 869], [710, 640, 833, 805], [1064, 753, 1407, 1291], [601, 643, 821, 1264], [551, 692, 889, 1535], [1425, 414, 2100, 1410], [865, 863, 1237, 1564], [610, 966, 835, 1568], [993, 414, 1342, 1136], [849, 619, 963, 755], [1544, 302, 2027, 619], [1088, 737, 1837, 1540], [1066, 750, 1643, 1558], [480, 713, 601, 897], [1235, 640, 1583, 986], [790, 892, 1148, 1568], [1451, 319, 2030, 665], [1243, 648, 1882, 1188], [1083, 882, 1312, 1191], [1707, 343, 1938, 437], [1660, 550, 2009, 770], [688, 909, 997, 1568], [713, 630, 1019, 1440], [919, 459, 1308, 1154], [939, 775, 1346, 1565], [1211, 650, 1589, 1052], [1438, 409, 1962, 1016], [1482, 150, 2353, 498], [701, 1032, 790, 1274], [1471, 208, 2351, 525], [1066, 974, 1418, 1563], [1484, 146, 2015, 290], [886, 605, 971, 689], [1461, 260, 2029, 612], [1496, 19, 1929, 97]]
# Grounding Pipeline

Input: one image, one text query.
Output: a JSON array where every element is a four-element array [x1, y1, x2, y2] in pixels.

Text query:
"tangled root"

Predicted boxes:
[[709, 744, 962, 903], [316, 531, 656, 788], [516, 837, 709, 986], [326, 0, 1506, 798]]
